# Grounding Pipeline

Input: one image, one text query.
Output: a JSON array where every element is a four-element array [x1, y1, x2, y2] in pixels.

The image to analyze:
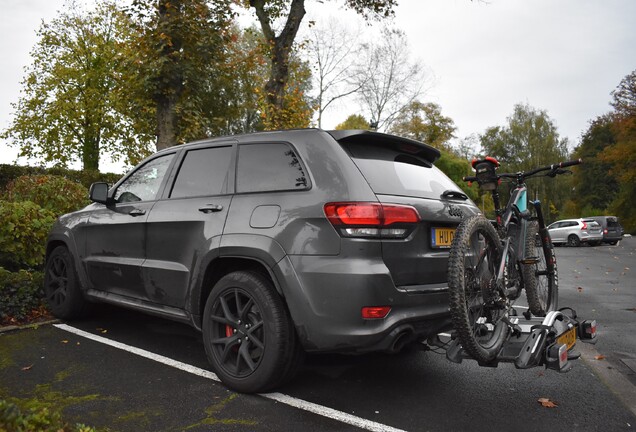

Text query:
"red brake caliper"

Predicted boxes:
[[225, 325, 234, 337]]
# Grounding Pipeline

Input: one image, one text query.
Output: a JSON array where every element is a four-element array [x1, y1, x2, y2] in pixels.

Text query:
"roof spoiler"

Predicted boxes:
[[327, 130, 441, 163]]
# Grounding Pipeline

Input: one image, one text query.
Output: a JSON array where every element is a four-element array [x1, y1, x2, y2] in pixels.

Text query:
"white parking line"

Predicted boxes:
[[54, 323, 407, 432]]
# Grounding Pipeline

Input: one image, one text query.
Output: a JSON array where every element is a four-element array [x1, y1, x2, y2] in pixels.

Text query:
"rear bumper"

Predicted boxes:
[[274, 254, 452, 353]]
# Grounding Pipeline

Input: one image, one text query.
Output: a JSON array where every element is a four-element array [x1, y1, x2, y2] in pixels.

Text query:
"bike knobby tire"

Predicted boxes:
[[523, 221, 559, 316], [448, 215, 510, 363]]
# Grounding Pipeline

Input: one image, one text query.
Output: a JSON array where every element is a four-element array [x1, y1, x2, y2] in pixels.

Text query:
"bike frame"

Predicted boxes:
[[467, 159, 580, 298], [490, 177, 546, 295]]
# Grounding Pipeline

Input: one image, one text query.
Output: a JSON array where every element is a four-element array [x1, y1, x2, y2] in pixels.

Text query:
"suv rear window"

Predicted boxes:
[[342, 142, 461, 199]]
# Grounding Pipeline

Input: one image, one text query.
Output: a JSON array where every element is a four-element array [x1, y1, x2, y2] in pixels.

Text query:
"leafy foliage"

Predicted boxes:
[[5, 175, 89, 215], [0, 268, 44, 325], [0, 398, 96, 432], [479, 103, 570, 223], [0, 163, 121, 192], [389, 101, 456, 149], [571, 69, 636, 232], [125, 0, 235, 149], [1, 1, 152, 171], [0, 201, 56, 270], [335, 114, 370, 130]]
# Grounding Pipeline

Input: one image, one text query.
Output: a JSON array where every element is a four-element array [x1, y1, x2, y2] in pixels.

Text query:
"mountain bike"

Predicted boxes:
[[447, 157, 582, 364]]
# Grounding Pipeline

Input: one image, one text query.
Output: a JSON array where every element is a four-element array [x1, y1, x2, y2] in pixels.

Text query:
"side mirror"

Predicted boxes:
[[89, 182, 111, 205]]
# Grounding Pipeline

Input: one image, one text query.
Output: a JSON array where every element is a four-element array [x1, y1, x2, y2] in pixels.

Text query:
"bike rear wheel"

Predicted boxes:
[[448, 215, 510, 363], [523, 221, 558, 316]]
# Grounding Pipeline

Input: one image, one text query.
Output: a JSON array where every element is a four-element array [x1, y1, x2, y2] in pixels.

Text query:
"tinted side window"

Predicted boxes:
[[114, 153, 174, 203], [236, 143, 309, 193], [170, 146, 233, 198]]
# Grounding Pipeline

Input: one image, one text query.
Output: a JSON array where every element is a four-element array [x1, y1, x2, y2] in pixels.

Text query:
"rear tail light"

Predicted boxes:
[[324, 202, 420, 239], [604, 229, 608, 234], [581, 221, 587, 230]]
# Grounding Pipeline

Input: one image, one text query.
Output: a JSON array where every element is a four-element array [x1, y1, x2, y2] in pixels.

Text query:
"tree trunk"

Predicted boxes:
[[251, 0, 306, 111], [154, 0, 184, 151], [82, 119, 100, 171], [156, 96, 177, 151]]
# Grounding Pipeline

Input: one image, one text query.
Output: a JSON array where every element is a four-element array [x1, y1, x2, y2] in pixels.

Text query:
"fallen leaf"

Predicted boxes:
[[594, 355, 606, 360], [538, 398, 558, 408], [61, 340, 68, 344], [101, 329, 108, 334], [21, 364, 34, 371]]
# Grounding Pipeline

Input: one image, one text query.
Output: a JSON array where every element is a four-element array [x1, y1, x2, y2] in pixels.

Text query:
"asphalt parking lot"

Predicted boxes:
[[1, 238, 635, 431]]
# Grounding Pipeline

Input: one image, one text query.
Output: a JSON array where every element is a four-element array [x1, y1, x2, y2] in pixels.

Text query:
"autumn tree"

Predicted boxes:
[[335, 114, 370, 130], [244, 0, 397, 127], [389, 101, 456, 149], [126, 0, 234, 150], [602, 70, 636, 231], [571, 115, 619, 213], [1, 1, 150, 171], [480, 103, 570, 222]]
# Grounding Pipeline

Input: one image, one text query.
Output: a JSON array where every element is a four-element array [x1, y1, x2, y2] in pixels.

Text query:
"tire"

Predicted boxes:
[[567, 234, 581, 247], [523, 222, 558, 316], [44, 246, 88, 320], [609, 241, 618, 246], [202, 271, 302, 393], [448, 215, 510, 364]]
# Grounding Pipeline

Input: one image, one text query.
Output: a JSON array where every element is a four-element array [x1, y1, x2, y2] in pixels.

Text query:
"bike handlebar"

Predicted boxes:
[[462, 159, 582, 184]]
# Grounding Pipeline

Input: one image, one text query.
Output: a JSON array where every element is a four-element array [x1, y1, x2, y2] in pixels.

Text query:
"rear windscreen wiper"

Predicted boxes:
[[442, 190, 468, 200]]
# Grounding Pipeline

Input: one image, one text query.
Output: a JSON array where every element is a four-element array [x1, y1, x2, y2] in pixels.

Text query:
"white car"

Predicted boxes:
[[547, 218, 604, 246]]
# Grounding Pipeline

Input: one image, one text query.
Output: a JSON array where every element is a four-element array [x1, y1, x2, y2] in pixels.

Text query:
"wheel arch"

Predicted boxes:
[[190, 236, 287, 330]]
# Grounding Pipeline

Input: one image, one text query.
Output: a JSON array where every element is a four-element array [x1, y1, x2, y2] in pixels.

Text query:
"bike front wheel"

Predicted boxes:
[[523, 221, 559, 316], [448, 215, 510, 363]]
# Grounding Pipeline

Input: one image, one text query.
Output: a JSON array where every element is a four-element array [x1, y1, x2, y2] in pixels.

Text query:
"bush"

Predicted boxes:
[[0, 268, 45, 325], [0, 399, 96, 432], [0, 163, 122, 191], [5, 175, 89, 215], [0, 201, 56, 270]]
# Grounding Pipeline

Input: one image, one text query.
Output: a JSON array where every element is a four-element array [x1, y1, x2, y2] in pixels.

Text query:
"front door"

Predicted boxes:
[[83, 153, 176, 300]]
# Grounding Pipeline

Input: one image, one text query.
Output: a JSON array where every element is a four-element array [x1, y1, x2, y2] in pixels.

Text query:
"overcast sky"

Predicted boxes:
[[1, 0, 634, 173]]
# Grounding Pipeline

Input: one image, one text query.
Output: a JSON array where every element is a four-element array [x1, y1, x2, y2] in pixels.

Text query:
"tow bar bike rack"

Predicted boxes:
[[441, 307, 597, 372]]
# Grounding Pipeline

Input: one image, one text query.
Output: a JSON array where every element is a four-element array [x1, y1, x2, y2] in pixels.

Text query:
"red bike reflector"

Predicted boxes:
[[324, 203, 420, 226], [362, 306, 391, 319], [580, 320, 597, 339]]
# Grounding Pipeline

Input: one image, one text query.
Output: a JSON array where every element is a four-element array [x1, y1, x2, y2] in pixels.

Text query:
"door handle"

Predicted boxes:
[[198, 204, 224, 214], [129, 209, 146, 217]]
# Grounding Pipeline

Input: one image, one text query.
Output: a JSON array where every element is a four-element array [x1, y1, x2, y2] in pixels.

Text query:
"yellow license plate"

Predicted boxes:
[[432, 227, 456, 248], [557, 326, 576, 351]]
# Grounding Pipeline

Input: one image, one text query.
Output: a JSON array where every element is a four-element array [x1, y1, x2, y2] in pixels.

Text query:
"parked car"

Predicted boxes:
[[589, 216, 624, 245], [547, 218, 603, 247], [44, 129, 480, 393]]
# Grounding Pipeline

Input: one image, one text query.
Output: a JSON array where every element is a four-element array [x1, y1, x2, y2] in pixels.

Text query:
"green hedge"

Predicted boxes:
[[5, 175, 90, 215], [0, 164, 122, 191], [0, 201, 56, 271], [0, 268, 44, 324]]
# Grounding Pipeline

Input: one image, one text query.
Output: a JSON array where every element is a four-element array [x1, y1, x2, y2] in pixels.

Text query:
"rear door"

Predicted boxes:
[[341, 141, 479, 288], [143, 143, 235, 308]]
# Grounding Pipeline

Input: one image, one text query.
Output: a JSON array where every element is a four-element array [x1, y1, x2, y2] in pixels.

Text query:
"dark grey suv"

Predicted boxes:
[[44, 129, 479, 393]]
